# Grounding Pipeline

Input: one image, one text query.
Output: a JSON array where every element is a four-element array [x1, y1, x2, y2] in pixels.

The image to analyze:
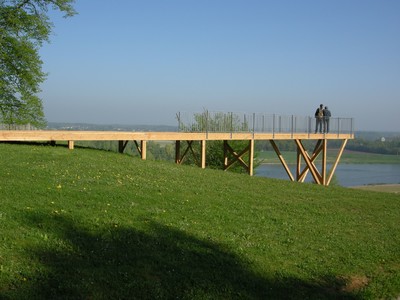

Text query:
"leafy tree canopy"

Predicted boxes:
[[0, 0, 76, 127]]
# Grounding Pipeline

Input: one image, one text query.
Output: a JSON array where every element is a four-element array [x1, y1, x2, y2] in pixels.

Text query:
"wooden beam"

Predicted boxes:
[[223, 140, 251, 173], [296, 146, 301, 180], [188, 141, 200, 167], [119, 140, 129, 153], [270, 140, 294, 181], [133, 141, 141, 156], [179, 141, 193, 164], [295, 139, 322, 185], [0, 130, 354, 142], [327, 139, 348, 186], [68, 140, 74, 150], [132, 140, 147, 159], [297, 139, 323, 182], [175, 141, 201, 166]]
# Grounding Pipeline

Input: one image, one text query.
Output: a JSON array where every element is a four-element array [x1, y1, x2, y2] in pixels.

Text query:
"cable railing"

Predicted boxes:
[[177, 111, 354, 136]]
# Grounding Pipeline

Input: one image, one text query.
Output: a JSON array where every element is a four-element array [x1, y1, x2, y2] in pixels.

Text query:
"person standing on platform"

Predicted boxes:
[[323, 106, 331, 133], [314, 104, 324, 133]]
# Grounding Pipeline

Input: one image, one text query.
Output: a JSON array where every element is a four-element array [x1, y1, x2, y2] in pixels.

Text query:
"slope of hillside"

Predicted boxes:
[[0, 143, 399, 299]]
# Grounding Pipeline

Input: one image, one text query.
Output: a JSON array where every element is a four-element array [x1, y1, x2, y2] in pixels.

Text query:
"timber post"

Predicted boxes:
[[175, 140, 181, 164], [141, 141, 147, 160], [201, 140, 206, 169], [118, 140, 128, 153], [249, 139, 254, 176]]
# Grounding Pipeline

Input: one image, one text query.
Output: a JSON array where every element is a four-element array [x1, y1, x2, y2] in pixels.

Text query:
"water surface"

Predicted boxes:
[[255, 164, 400, 187]]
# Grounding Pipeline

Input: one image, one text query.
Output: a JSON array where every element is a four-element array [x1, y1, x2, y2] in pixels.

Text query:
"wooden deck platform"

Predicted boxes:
[[0, 130, 354, 186]]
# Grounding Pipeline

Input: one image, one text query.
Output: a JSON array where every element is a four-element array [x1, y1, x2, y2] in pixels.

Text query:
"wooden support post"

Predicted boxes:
[[223, 140, 251, 173], [175, 140, 199, 166], [118, 140, 129, 153], [68, 140, 74, 150], [322, 139, 327, 185], [249, 139, 254, 176], [181, 141, 191, 164], [295, 139, 322, 185], [187, 141, 200, 167], [223, 140, 228, 169], [270, 140, 294, 181], [182, 141, 192, 164], [201, 140, 206, 169], [326, 139, 348, 186], [175, 140, 181, 164], [132, 140, 147, 160], [297, 139, 323, 183], [141, 140, 147, 160], [296, 146, 301, 180]]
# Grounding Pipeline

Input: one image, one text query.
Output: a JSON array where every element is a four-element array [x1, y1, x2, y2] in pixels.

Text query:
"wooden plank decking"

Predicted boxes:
[[0, 130, 353, 141]]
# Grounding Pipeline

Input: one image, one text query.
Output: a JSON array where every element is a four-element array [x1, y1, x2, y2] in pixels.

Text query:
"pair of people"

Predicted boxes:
[[314, 104, 331, 133]]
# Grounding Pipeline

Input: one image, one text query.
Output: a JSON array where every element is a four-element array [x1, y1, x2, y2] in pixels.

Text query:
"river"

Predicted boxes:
[[255, 164, 400, 187]]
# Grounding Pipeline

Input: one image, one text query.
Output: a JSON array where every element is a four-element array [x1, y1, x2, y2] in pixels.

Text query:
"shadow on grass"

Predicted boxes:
[[5, 213, 361, 299]]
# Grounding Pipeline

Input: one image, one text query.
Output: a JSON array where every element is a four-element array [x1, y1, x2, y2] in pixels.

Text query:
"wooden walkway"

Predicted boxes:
[[0, 130, 354, 186]]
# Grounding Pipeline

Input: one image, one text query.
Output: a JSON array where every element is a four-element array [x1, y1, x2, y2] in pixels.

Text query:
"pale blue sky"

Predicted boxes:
[[39, 0, 400, 131]]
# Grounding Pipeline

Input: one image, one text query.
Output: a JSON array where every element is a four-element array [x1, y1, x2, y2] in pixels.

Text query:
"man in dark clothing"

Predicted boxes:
[[323, 106, 331, 133], [314, 104, 324, 133]]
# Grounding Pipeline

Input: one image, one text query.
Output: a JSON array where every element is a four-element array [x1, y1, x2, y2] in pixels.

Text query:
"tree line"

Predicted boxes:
[[346, 137, 400, 155]]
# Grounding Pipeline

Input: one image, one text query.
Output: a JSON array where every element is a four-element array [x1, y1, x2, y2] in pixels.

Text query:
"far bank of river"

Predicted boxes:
[[255, 163, 400, 187]]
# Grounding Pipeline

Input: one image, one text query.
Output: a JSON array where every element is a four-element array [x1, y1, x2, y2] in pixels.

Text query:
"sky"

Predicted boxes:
[[39, 0, 400, 131]]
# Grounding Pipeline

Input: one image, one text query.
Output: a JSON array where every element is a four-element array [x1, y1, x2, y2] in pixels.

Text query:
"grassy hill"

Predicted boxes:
[[0, 143, 399, 299]]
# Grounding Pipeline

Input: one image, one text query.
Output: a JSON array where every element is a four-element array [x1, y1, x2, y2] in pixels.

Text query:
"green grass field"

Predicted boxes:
[[1, 143, 399, 299], [349, 184, 400, 194]]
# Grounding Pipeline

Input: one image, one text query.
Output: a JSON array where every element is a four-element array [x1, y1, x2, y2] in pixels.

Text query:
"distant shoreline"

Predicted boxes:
[[349, 184, 400, 193]]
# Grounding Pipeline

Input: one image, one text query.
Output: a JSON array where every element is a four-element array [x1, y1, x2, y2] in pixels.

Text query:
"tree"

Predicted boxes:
[[0, 0, 76, 127]]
